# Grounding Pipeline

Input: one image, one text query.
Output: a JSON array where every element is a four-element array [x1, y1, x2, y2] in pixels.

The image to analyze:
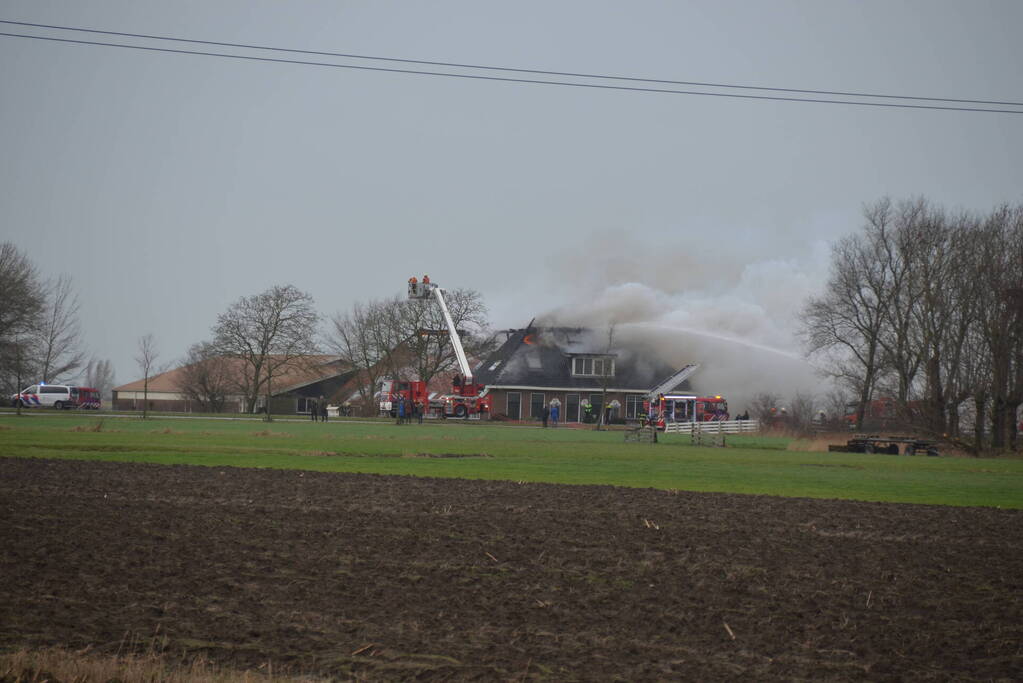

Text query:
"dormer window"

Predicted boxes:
[[572, 356, 615, 377]]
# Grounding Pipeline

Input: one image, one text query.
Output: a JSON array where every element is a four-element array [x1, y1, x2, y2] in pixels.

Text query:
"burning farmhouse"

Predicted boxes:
[[376, 278, 731, 424]]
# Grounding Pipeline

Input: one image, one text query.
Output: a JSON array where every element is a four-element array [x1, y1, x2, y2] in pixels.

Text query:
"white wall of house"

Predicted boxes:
[[114, 390, 185, 401]]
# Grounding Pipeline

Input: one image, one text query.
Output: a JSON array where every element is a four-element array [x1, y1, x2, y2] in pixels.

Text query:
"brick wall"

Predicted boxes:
[[486, 388, 642, 423]]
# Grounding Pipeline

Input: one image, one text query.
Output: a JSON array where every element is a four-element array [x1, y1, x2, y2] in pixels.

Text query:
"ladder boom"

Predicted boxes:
[[431, 286, 473, 384], [647, 364, 699, 398]]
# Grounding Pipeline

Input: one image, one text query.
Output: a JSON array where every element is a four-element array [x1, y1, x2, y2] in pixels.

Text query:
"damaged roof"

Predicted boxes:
[[473, 327, 691, 392]]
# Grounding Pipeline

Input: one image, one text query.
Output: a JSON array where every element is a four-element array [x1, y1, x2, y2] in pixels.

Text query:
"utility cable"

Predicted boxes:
[[3, 18, 1021, 107], [2, 29, 1022, 114]]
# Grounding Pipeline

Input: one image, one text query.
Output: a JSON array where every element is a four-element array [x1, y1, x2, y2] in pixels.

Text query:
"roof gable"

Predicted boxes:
[[474, 327, 688, 392]]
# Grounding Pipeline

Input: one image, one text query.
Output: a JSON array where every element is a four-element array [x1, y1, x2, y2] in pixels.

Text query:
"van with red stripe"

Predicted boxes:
[[9, 384, 100, 410]]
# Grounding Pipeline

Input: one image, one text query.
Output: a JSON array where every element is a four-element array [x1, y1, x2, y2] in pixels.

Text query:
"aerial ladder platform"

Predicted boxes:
[[647, 364, 699, 399], [407, 276, 490, 417]]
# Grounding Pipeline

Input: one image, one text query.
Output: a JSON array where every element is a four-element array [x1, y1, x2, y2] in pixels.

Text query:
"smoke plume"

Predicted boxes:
[[534, 233, 833, 412]]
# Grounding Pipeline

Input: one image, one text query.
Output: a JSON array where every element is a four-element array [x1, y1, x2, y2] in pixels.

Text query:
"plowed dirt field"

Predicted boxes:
[[1, 457, 1021, 681]]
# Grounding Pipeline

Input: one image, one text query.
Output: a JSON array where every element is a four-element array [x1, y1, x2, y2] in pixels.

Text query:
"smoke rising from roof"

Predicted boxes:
[[535, 233, 832, 411]]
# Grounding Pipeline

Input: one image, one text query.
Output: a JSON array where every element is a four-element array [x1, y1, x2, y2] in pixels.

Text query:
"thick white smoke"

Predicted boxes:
[[533, 233, 834, 412]]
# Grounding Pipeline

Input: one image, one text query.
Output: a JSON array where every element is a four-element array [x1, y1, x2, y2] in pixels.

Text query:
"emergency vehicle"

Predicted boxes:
[[377, 277, 492, 418], [378, 379, 430, 417], [10, 384, 102, 410], [74, 387, 102, 409], [655, 394, 730, 425], [11, 384, 72, 408]]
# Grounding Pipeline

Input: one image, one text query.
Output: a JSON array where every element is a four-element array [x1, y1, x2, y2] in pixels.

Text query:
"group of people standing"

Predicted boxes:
[[541, 400, 561, 428], [308, 396, 329, 422], [395, 397, 425, 424]]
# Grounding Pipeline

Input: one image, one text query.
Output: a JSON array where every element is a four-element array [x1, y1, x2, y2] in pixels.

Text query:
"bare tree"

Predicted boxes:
[[213, 285, 319, 420], [329, 299, 394, 417], [822, 388, 852, 429], [176, 341, 235, 413], [934, 213, 986, 440], [801, 227, 891, 430], [788, 391, 818, 434], [0, 243, 45, 402], [872, 198, 926, 405], [37, 274, 85, 383], [975, 204, 1023, 449], [595, 323, 616, 430], [369, 296, 417, 382], [397, 288, 493, 385], [749, 392, 782, 423], [803, 197, 1023, 453], [135, 333, 159, 420], [84, 358, 116, 401]]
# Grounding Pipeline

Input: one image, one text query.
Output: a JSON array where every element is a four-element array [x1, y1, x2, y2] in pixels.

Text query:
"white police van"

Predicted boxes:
[[11, 384, 76, 409]]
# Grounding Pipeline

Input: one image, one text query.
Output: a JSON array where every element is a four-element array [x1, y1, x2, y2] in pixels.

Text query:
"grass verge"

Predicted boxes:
[[1, 414, 1021, 508]]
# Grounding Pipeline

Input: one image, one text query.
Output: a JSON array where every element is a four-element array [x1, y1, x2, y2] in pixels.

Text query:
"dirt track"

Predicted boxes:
[[1, 457, 1021, 681]]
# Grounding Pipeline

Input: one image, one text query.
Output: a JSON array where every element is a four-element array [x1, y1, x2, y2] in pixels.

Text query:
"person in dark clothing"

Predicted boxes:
[[542, 403, 549, 428], [320, 397, 328, 422], [309, 399, 317, 421], [416, 400, 424, 424], [397, 398, 405, 424]]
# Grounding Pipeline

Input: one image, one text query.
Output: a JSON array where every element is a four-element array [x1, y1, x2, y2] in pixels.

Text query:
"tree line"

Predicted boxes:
[[178, 284, 491, 419], [800, 197, 1023, 453], [1, 241, 490, 420], [0, 243, 115, 403]]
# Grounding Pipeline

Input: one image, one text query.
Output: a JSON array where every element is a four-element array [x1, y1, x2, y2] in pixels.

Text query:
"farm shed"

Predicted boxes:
[[112, 355, 353, 414]]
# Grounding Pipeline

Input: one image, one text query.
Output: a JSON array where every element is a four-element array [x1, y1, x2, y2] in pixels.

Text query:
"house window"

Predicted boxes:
[[530, 392, 545, 419], [506, 392, 521, 420], [626, 394, 641, 419], [572, 356, 615, 377], [297, 397, 313, 414], [566, 393, 580, 423]]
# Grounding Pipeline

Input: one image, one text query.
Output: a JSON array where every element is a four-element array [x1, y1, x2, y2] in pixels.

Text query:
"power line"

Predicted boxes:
[[3, 18, 1021, 108], [2, 29, 1022, 115]]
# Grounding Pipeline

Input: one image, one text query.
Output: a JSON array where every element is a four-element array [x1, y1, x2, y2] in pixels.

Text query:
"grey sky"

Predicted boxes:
[[2, 1, 1021, 401]]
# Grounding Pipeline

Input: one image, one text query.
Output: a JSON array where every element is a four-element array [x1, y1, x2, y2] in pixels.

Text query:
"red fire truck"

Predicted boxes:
[[74, 386, 102, 409], [635, 364, 729, 428], [377, 277, 492, 419], [653, 394, 730, 428], [378, 379, 430, 417]]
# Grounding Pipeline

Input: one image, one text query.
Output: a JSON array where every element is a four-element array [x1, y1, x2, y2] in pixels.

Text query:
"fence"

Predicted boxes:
[[662, 419, 760, 435]]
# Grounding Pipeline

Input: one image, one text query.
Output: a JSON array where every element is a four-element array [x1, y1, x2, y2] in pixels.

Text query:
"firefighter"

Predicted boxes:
[[422, 274, 430, 284]]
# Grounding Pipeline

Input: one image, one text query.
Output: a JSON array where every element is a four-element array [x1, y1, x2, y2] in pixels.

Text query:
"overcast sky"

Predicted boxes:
[[2, 1, 1021, 400]]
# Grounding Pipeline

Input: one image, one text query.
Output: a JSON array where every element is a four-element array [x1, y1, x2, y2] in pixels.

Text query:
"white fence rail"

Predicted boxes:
[[662, 419, 760, 435]]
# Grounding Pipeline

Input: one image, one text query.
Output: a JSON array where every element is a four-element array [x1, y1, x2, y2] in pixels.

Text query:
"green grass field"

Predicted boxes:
[[1, 413, 1021, 508]]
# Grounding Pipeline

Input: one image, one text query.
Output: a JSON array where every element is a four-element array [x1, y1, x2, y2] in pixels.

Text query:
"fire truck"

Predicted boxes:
[[639, 364, 730, 428], [378, 379, 430, 417], [377, 277, 492, 419]]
